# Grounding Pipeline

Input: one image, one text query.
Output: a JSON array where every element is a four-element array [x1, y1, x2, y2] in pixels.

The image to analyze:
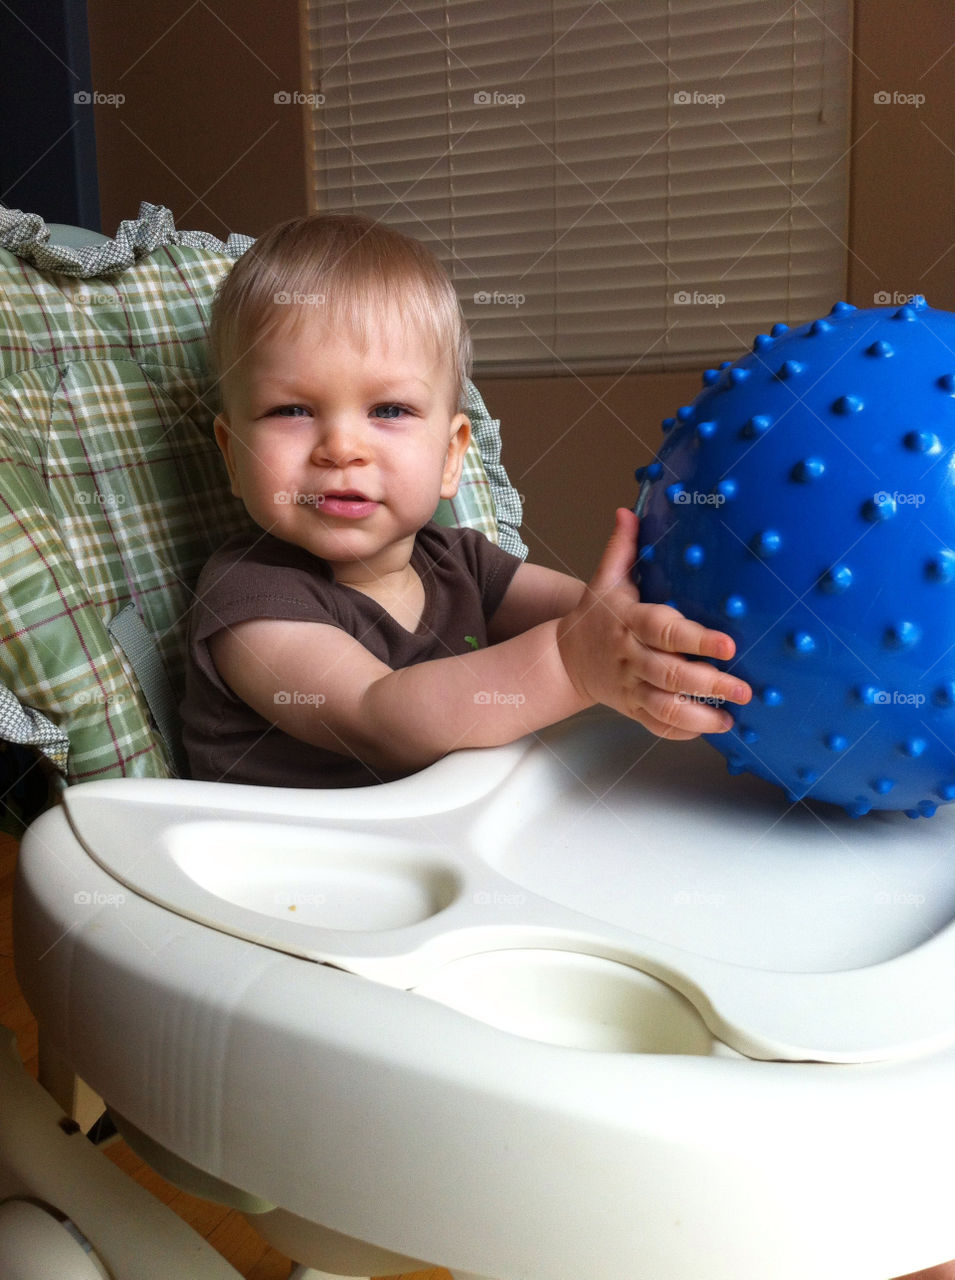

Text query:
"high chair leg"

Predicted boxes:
[[0, 1026, 242, 1279], [37, 1026, 105, 1135]]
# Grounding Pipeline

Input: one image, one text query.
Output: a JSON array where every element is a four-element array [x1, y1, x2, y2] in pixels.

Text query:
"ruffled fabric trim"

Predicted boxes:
[[0, 684, 69, 773], [0, 201, 254, 278]]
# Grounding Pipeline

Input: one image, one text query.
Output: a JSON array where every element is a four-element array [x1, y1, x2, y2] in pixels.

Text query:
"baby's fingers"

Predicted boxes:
[[638, 647, 751, 709], [684, 663, 752, 708], [634, 602, 738, 663], [635, 685, 736, 736]]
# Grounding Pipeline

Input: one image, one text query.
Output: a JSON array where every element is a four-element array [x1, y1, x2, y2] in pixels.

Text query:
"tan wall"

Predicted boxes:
[[846, 0, 954, 312], [477, 368, 700, 577], [87, 0, 309, 239], [88, 0, 954, 579]]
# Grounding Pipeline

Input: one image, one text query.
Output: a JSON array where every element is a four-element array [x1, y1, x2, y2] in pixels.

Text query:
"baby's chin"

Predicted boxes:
[[296, 525, 422, 574]]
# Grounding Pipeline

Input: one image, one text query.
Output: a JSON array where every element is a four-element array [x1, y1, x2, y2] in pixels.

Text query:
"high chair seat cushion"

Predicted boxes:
[[0, 202, 524, 787]]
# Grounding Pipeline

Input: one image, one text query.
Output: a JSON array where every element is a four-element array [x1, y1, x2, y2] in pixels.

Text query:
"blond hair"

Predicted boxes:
[[209, 212, 472, 411]]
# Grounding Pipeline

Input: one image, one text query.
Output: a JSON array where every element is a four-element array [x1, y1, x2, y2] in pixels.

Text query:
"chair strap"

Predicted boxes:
[[108, 603, 188, 778]]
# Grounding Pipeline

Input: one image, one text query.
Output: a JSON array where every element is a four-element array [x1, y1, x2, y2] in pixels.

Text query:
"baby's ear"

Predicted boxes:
[[213, 414, 241, 498], [440, 413, 471, 499]]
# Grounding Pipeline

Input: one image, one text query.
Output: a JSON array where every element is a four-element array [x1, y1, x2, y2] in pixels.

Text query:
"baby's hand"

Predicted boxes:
[[556, 508, 751, 739]]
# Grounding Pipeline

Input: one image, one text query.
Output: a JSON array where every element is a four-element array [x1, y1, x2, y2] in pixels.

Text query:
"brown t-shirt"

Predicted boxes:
[[180, 522, 522, 788]]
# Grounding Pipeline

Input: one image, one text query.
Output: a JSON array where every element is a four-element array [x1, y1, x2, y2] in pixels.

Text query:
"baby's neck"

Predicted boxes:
[[340, 561, 425, 633]]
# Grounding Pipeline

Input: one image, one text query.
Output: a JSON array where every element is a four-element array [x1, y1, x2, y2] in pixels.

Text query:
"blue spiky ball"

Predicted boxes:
[[635, 297, 955, 817]]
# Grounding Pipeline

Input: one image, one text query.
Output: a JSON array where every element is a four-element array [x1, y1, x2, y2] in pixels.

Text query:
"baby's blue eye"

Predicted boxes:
[[270, 405, 309, 417], [373, 404, 407, 420]]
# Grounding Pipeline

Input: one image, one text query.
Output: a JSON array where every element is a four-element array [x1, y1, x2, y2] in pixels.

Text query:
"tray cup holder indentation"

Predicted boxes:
[[166, 822, 461, 933], [413, 948, 715, 1054]]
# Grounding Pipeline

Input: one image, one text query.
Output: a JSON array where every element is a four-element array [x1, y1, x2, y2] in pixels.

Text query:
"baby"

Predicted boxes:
[[180, 211, 750, 786], [181, 213, 955, 1280]]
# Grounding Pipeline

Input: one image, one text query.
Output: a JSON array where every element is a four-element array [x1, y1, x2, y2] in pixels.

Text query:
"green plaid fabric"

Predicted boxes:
[[0, 203, 525, 792]]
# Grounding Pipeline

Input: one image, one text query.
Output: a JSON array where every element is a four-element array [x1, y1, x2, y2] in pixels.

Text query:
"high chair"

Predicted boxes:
[[1, 203, 954, 1280]]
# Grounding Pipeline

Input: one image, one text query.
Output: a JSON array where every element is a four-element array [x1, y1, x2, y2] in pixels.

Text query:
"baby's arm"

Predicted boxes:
[[210, 609, 596, 772], [208, 509, 750, 773], [486, 561, 586, 639]]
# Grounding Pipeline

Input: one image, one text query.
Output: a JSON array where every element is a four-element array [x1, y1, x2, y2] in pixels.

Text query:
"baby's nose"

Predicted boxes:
[[313, 418, 369, 465]]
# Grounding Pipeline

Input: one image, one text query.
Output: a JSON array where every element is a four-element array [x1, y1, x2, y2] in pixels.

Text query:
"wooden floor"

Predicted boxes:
[[1, 827, 450, 1280]]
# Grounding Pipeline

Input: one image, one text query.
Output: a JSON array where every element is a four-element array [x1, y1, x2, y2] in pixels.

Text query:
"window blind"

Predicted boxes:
[[303, 0, 851, 375]]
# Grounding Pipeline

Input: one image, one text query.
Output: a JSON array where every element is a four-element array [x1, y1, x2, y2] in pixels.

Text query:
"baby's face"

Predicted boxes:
[[215, 310, 470, 585]]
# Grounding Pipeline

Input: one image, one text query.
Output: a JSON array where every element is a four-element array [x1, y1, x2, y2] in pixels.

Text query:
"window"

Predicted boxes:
[[304, 0, 851, 375]]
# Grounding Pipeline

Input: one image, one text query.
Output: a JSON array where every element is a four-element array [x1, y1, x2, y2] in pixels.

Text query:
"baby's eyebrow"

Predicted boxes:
[[377, 371, 441, 395], [249, 379, 312, 403], [367, 388, 431, 409]]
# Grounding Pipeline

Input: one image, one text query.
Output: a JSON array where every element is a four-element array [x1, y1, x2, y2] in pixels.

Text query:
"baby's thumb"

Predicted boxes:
[[588, 507, 640, 594]]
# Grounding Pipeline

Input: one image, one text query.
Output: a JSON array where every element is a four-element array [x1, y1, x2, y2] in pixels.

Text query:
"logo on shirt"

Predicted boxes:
[[464, 635, 480, 650]]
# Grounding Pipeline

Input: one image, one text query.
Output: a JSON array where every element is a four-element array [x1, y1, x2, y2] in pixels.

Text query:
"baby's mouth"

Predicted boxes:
[[318, 490, 379, 518]]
